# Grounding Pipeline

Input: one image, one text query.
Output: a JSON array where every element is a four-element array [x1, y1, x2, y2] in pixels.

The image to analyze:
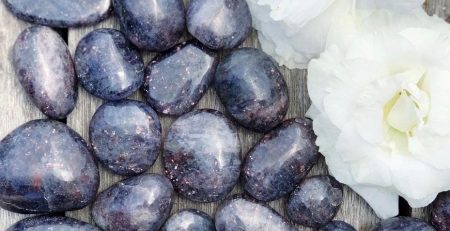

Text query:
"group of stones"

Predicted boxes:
[[0, 0, 449, 231]]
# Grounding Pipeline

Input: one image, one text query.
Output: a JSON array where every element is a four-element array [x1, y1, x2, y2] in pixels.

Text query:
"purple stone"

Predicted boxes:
[[243, 118, 319, 201], [286, 175, 343, 228], [319, 221, 356, 231], [432, 191, 450, 231], [75, 28, 144, 101], [0, 120, 99, 214], [215, 196, 296, 231], [187, 0, 252, 50], [371, 217, 435, 231], [162, 209, 214, 231], [92, 174, 174, 231], [12, 26, 77, 119], [113, 0, 185, 51], [7, 216, 100, 231], [89, 99, 161, 176], [215, 48, 289, 133], [163, 109, 241, 202], [143, 41, 218, 116]]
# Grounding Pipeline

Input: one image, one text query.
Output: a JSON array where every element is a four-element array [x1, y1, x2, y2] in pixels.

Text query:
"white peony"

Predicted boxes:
[[307, 9, 450, 219], [247, 0, 425, 69]]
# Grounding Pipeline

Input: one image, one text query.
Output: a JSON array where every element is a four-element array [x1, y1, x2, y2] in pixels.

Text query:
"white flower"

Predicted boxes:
[[247, 0, 425, 69], [307, 10, 450, 219]]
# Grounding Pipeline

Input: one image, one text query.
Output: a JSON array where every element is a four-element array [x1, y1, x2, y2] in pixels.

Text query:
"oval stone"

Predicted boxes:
[[12, 26, 77, 119], [319, 221, 356, 231], [92, 174, 174, 231], [215, 196, 296, 231], [143, 41, 218, 116], [371, 217, 435, 231], [215, 48, 289, 133], [431, 191, 450, 231], [243, 118, 319, 201], [187, 0, 252, 50], [162, 209, 214, 231], [2, 0, 110, 28], [7, 216, 100, 231], [164, 109, 241, 202], [113, 0, 185, 51], [75, 28, 144, 101], [89, 99, 161, 176], [0, 120, 99, 214]]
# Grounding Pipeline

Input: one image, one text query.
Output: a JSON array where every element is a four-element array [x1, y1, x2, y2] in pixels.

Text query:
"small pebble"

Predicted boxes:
[[162, 209, 214, 231], [7, 216, 100, 231], [431, 191, 450, 231], [319, 220, 356, 231], [370, 217, 435, 231]]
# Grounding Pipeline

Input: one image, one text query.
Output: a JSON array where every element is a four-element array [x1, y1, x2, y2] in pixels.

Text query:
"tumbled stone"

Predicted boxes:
[[2, 0, 110, 28], [113, 0, 185, 51], [371, 217, 435, 231], [187, 0, 252, 50], [164, 109, 241, 202], [75, 28, 144, 101], [319, 221, 356, 231], [143, 41, 218, 116], [286, 175, 343, 228], [215, 196, 296, 231], [243, 118, 319, 201], [162, 209, 214, 231], [89, 99, 161, 176], [7, 216, 100, 231], [12, 26, 77, 119], [92, 174, 174, 231], [432, 191, 450, 231], [0, 120, 99, 214], [215, 48, 289, 133]]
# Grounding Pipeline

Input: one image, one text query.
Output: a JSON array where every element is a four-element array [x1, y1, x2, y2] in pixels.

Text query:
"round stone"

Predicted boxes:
[[370, 217, 435, 231], [12, 26, 77, 119], [89, 99, 161, 176], [215, 48, 289, 133], [432, 191, 450, 231], [163, 109, 241, 202], [75, 28, 144, 101], [319, 221, 356, 231], [143, 41, 218, 116], [113, 0, 185, 51], [7, 216, 100, 231], [0, 120, 99, 214], [187, 0, 252, 50], [92, 174, 174, 231], [162, 209, 214, 231], [243, 118, 319, 201], [286, 175, 343, 228]]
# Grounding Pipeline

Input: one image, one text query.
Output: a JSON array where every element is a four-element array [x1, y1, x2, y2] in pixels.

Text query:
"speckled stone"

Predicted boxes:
[[162, 209, 214, 231], [143, 41, 218, 116], [243, 118, 319, 201], [319, 221, 356, 231], [92, 174, 174, 231], [0, 120, 99, 214], [89, 99, 161, 176], [113, 0, 185, 51], [215, 196, 296, 231], [164, 109, 241, 202], [12, 26, 77, 119], [370, 217, 435, 231], [432, 191, 450, 231], [286, 175, 343, 228], [75, 28, 144, 101], [187, 0, 252, 50], [2, 0, 110, 28], [215, 48, 289, 133], [7, 216, 100, 231]]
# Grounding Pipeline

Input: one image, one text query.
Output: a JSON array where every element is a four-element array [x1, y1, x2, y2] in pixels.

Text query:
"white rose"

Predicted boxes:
[[307, 9, 450, 219], [246, 0, 425, 69]]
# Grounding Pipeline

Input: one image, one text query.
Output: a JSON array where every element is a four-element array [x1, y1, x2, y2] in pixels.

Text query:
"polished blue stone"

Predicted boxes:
[[75, 28, 144, 101], [243, 118, 319, 202], [164, 109, 241, 202], [7, 216, 100, 231], [90, 99, 161, 176], [162, 209, 214, 231], [371, 217, 435, 231], [432, 191, 450, 231], [113, 0, 185, 51], [92, 174, 174, 231], [187, 0, 252, 50], [143, 41, 218, 116], [12, 26, 77, 119], [215, 196, 296, 231], [0, 120, 99, 214], [2, 0, 111, 28], [215, 48, 289, 133], [319, 221, 356, 231]]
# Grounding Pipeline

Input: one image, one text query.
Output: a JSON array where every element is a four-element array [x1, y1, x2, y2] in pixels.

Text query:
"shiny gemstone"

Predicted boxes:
[[371, 217, 435, 231], [7, 216, 100, 231], [319, 221, 356, 231], [431, 191, 450, 231], [162, 209, 214, 231]]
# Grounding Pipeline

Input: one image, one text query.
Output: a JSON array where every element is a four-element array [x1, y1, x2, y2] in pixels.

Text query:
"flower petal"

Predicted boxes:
[[351, 185, 399, 219]]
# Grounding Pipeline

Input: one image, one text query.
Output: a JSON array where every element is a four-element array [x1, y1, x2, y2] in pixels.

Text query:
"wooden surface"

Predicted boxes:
[[0, 1, 446, 230]]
